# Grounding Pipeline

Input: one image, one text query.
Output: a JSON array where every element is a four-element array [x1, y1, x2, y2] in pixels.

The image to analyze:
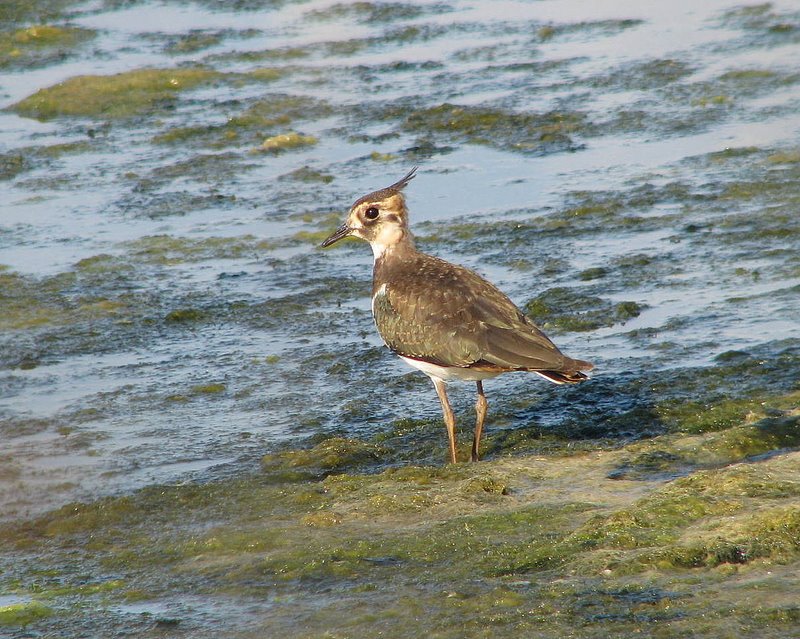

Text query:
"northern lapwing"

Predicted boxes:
[[321, 168, 593, 463]]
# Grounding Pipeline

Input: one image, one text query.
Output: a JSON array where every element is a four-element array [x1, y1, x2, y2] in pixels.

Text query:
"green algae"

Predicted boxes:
[[0, 24, 94, 69], [0, 600, 53, 627], [74, 253, 128, 274], [157, 29, 255, 55], [123, 234, 277, 264], [534, 18, 644, 44], [246, 67, 284, 82], [767, 148, 800, 164], [0, 151, 29, 181], [741, 506, 800, 563], [617, 412, 800, 477], [3, 399, 800, 636], [513, 450, 800, 575], [190, 382, 226, 394], [295, 226, 344, 245], [232, 94, 330, 128], [0, 0, 80, 25], [0, 269, 127, 331], [692, 93, 733, 107], [722, 2, 800, 39], [10, 67, 220, 120], [31, 578, 126, 599], [0, 140, 94, 181], [257, 130, 318, 152], [590, 58, 695, 92], [0, 235, 307, 371], [153, 94, 329, 148], [306, 2, 449, 24], [128, 152, 257, 195], [262, 437, 385, 481], [382, 24, 450, 47], [281, 166, 334, 183], [209, 45, 310, 64], [524, 287, 644, 332], [151, 125, 220, 145], [164, 308, 208, 323], [715, 68, 800, 97], [398, 103, 587, 155], [656, 396, 765, 434], [579, 477, 743, 550], [584, 56, 800, 140], [640, 501, 800, 571], [416, 181, 686, 257], [370, 150, 398, 162], [579, 266, 608, 281], [37, 140, 94, 158], [661, 68, 800, 122]]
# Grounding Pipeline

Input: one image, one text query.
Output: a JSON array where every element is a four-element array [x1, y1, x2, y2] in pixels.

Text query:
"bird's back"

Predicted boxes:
[[372, 247, 592, 377]]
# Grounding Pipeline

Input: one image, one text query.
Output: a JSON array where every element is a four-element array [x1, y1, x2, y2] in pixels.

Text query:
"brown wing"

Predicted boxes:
[[373, 253, 592, 374]]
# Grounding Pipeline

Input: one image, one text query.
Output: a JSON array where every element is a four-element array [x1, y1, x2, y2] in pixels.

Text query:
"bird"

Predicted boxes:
[[321, 167, 593, 463]]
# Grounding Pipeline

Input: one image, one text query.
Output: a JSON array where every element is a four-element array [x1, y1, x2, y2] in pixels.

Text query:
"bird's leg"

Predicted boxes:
[[432, 378, 458, 464], [472, 380, 488, 462]]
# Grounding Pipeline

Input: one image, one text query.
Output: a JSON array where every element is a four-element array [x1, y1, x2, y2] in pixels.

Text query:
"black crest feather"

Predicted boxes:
[[385, 166, 417, 191], [352, 167, 418, 208]]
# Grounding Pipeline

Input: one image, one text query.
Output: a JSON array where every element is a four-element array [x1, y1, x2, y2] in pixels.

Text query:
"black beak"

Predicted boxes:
[[321, 224, 352, 248]]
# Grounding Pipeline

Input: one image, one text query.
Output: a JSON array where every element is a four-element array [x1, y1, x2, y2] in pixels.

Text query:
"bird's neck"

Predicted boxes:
[[370, 227, 415, 262]]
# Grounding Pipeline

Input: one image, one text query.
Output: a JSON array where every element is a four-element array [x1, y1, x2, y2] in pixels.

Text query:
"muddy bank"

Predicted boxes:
[[1, 349, 799, 636]]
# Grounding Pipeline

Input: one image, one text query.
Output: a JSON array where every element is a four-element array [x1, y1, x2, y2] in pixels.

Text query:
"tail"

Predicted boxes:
[[535, 358, 593, 385]]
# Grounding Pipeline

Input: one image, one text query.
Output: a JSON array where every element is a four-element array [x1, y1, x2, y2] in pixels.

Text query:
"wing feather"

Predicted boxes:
[[372, 252, 591, 374]]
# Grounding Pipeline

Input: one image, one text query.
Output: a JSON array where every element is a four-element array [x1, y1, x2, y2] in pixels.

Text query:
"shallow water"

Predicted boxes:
[[1, 0, 800, 636]]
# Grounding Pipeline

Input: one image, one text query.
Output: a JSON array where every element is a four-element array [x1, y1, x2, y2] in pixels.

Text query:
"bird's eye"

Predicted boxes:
[[364, 207, 379, 220]]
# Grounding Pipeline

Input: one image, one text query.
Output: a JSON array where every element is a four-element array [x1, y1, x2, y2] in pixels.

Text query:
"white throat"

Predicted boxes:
[[369, 224, 404, 261], [371, 241, 388, 260]]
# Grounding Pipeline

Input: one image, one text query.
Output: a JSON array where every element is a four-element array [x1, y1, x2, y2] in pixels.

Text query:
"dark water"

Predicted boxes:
[[1, 0, 800, 635]]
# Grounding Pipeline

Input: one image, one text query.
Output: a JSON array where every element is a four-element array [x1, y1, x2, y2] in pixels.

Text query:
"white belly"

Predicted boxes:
[[398, 355, 503, 383]]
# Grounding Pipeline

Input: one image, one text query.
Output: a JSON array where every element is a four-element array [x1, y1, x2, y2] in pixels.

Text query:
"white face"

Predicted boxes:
[[321, 188, 411, 253], [345, 194, 407, 254]]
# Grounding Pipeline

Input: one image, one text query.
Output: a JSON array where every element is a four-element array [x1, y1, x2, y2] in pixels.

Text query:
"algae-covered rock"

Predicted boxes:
[[460, 473, 510, 496], [257, 131, 318, 152], [400, 103, 587, 155], [0, 269, 122, 331], [164, 308, 208, 323], [10, 67, 219, 120], [1, 141, 93, 182], [123, 234, 277, 264], [281, 166, 334, 183], [0, 600, 53, 627], [2, 396, 800, 637], [153, 94, 329, 148], [190, 382, 226, 395], [0, 24, 94, 69], [0, 2, 62, 23], [307, 2, 446, 24], [262, 436, 385, 480], [161, 29, 224, 55], [0, 152, 29, 181]]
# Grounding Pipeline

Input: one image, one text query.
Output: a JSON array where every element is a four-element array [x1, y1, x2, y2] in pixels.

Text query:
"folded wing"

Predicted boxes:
[[372, 255, 592, 376]]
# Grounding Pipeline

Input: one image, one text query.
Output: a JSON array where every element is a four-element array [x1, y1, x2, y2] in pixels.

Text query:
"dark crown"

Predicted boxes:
[[352, 166, 417, 208]]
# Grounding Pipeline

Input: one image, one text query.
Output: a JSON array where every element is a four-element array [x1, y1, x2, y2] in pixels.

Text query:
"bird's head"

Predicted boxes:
[[321, 167, 417, 257]]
